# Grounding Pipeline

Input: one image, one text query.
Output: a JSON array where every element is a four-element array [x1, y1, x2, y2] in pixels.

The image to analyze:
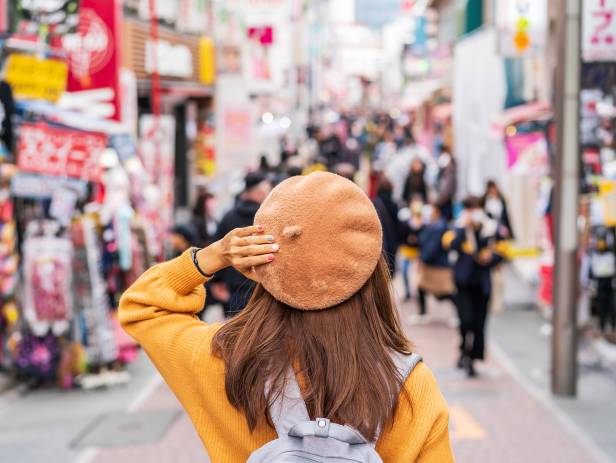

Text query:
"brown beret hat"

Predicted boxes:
[[254, 171, 383, 310]]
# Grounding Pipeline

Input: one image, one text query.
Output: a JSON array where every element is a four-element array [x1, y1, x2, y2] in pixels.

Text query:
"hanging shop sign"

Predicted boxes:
[[145, 39, 193, 79], [5, 54, 68, 103], [495, 0, 548, 57], [139, 114, 175, 257], [57, 0, 123, 120], [17, 123, 107, 182], [199, 37, 216, 85], [9, 0, 80, 37], [11, 173, 88, 199], [582, 0, 616, 62], [122, 19, 211, 85]]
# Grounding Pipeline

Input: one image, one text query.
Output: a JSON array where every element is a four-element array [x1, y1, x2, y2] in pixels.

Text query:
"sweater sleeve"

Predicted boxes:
[[118, 249, 219, 412]]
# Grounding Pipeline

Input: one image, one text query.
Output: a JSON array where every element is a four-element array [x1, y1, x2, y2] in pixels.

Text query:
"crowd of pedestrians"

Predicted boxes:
[[174, 110, 515, 378]]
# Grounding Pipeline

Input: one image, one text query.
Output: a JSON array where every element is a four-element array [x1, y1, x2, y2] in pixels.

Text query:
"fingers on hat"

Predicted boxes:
[[234, 235, 275, 246], [233, 254, 275, 269], [235, 225, 264, 237], [236, 243, 279, 257]]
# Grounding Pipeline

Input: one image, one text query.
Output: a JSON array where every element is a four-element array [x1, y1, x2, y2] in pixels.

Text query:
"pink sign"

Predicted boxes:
[[17, 123, 107, 182], [583, 0, 616, 62], [504, 131, 545, 168]]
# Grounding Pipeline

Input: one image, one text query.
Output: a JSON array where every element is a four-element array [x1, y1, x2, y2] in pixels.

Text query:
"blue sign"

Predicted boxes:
[[109, 133, 137, 161]]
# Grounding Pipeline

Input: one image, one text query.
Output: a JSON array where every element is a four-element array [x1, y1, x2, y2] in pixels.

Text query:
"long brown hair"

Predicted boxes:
[[211, 255, 412, 440]]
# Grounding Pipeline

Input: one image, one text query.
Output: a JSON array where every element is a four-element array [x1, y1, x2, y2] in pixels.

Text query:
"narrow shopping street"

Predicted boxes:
[[1, 269, 613, 463], [1, 1, 616, 462]]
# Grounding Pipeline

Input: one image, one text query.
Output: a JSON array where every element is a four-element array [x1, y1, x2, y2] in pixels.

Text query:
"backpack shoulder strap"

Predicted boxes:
[[267, 369, 311, 437], [369, 352, 423, 447], [393, 352, 423, 382]]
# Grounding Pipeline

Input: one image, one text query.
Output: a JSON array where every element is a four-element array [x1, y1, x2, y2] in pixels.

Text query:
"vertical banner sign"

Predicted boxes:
[[59, 0, 122, 120], [496, 0, 548, 57], [582, 0, 616, 62]]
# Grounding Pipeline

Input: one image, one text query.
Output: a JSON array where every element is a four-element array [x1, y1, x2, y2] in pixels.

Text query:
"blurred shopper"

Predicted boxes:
[[318, 125, 343, 169], [445, 197, 504, 377], [402, 157, 428, 204], [482, 180, 514, 239], [589, 227, 616, 337], [168, 224, 197, 259], [399, 196, 425, 301], [120, 172, 453, 461], [384, 134, 432, 202], [192, 187, 217, 248], [436, 146, 457, 222], [481, 180, 513, 313], [417, 203, 455, 315], [373, 175, 401, 275], [211, 172, 273, 315]]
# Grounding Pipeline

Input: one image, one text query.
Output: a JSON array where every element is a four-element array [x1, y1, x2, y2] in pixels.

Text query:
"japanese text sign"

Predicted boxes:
[[5, 54, 68, 102], [583, 0, 616, 62], [17, 123, 107, 182]]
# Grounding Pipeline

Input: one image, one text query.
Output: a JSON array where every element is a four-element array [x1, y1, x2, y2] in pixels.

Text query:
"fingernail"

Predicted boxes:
[[272, 244, 279, 251], [267, 254, 275, 261], [257, 225, 264, 231], [267, 235, 274, 241]]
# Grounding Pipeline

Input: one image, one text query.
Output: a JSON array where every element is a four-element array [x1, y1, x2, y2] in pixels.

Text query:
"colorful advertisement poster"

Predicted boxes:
[[504, 132, 545, 168], [17, 123, 107, 182], [5, 54, 68, 102], [58, 0, 122, 120]]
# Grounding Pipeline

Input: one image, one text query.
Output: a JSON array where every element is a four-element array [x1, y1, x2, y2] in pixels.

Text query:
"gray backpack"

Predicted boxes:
[[247, 352, 423, 463]]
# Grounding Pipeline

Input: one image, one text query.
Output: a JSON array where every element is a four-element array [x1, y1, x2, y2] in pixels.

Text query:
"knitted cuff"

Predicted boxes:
[[159, 249, 210, 296]]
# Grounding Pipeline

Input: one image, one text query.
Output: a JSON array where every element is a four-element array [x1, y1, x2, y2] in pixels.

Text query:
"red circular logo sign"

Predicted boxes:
[[61, 8, 114, 80]]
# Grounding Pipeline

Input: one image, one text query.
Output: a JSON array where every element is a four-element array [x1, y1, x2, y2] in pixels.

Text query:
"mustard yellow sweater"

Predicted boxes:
[[119, 251, 455, 462]]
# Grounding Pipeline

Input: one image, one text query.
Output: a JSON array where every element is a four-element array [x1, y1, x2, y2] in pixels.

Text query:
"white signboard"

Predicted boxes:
[[583, 0, 616, 62], [496, 0, 548, 57], [146, 39, 193, 78]]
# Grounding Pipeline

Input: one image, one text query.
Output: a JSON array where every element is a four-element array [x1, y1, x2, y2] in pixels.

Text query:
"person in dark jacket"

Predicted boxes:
[[372, 175, 401, 276], [402, 158, 428, 204], [192, 186, 217, 248], [209, 171, 272, 316], [444, 196, 505, 377], [318, 126, 343, 169], [168, 224, 198, 259], [436, 147, 457, 222], [482, 180, 514, 239]]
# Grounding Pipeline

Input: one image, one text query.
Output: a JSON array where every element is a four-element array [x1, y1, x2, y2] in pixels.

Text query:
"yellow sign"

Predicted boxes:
[[199, 37, 216, 85], [598, 179, 616, 196], [5, 54, 68, 102]]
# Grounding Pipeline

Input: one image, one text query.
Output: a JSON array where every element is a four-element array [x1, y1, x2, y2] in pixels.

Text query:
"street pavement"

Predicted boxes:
[[1, 266, 614, 463]]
